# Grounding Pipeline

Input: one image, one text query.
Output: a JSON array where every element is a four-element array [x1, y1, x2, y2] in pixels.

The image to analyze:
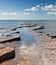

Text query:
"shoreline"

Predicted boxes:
[[0, 23, 56, 65]]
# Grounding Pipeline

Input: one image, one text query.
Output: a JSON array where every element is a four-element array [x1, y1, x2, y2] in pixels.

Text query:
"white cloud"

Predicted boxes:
[[9, 12, 17, 16], [47, 12, 56, 15], [42, 4, 56, 11], [25, 7, 37, 12], [36, 5, 40, 7], [31, 7, 37, 11], [24, 5, 40, 12], [1, 12, 18, 16], [24, 12, 31, 15], [1, 13, 9, 16], [41, 4, 56, 15]]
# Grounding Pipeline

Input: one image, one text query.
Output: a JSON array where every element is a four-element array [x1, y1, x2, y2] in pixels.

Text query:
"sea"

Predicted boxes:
[[0, 20, 56, 33], [0, 20, 56, 43]]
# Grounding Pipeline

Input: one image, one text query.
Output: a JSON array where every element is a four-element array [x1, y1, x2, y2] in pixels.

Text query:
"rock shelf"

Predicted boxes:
[[0, 47, 15, 63], [32, 26, 44, 30], [0, 34, 20, 43]]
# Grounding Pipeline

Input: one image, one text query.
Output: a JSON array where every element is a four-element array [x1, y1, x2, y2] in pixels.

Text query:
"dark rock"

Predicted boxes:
[[38, 31, 43, 33], [46, 34, 50, 36], [6, 34, 11, 37], [17, 26, 22, 28], [50, 36, 56, 39], [12, 31, 20, 34]]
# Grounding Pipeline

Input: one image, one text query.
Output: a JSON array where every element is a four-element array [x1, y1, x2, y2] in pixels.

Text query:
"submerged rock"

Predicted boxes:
[[17, 26, 22, 28]]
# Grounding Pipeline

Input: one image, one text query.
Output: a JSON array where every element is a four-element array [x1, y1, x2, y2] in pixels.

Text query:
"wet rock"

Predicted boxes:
[[10, 26, 22, 31], [0, 47, 15, 63], [6, 34, 11, 37], [21, 24, 32, 27], [46, 34, 50, 36], [12, 31, 20, 34], [38, 31, 43, 33], [32, 26, 44, 30], [21, 23, 37, 27], [0, 33, 4, 36], [50, 35, 56, 39], [11, 28, 17, 31], [0, 44, 5, 49], [0, 34, 20, 43], [17, 26, 22, 28]]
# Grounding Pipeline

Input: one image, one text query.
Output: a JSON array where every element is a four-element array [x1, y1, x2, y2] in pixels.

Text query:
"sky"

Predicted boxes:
[[0, 0, 56, 20]]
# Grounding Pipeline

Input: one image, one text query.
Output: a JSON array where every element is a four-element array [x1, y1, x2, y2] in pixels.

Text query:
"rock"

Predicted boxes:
[[0, 34, 21, 43], [50, 35, 56, 39], [21, 23, 37, 27], [0, 44, 5, 49], [6, 34, 11, 37], [46, 34, 50, 36], [0, 47, 15, 63], [21, 24, 32, 27], [38, 31, 43, 33], [32, 26, 44, 30], [17, 26, 22, 28], [12, 31, 20, 34], [0, 33, 4, 36], [11, 28, 17, 31]]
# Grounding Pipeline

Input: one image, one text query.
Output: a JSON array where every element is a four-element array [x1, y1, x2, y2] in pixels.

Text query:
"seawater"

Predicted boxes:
[[0, 20, 56, 34]]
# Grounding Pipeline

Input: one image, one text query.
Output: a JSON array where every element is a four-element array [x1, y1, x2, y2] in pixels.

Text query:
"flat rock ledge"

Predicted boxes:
[[20, 23, 37, 27], [0, 47, 15, 63], [32, 26, 44, 30], [0, 34, 21, 43]]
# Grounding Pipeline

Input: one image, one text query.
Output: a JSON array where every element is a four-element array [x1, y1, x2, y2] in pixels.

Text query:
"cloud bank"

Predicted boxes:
[[24, 4, 56, 15], [1, 12, 18, 16]]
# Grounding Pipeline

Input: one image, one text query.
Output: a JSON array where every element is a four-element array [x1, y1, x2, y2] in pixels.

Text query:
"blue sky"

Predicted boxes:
[[0, 0, 56, 20]]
